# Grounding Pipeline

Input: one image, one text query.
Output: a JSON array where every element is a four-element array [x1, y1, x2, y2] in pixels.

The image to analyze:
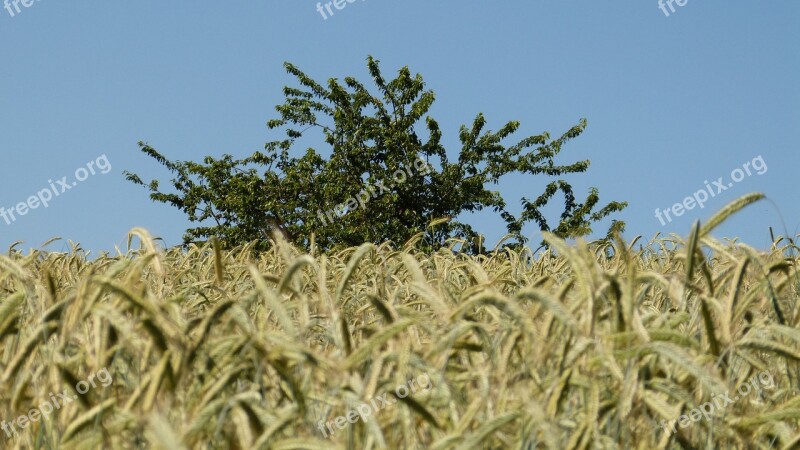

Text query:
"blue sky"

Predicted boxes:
[[0, 1, 797, 254]]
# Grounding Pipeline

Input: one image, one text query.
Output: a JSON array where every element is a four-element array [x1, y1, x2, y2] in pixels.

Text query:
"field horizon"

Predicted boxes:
[[1, 200, 799, 449]]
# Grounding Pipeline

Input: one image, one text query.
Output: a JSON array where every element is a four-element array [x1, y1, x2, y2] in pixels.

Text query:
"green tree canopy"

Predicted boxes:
[[125, 56, 626, 253]]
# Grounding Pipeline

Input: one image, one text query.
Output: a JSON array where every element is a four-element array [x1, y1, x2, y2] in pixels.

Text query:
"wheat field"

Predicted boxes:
[[0, 196, 799, 449]]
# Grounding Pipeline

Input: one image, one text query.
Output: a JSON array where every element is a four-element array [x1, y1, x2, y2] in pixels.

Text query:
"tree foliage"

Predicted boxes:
[[125, 56, 626, 253]]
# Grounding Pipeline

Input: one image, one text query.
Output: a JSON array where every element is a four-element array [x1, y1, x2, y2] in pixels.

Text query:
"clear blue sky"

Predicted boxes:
[[1, 1, 797, 254]]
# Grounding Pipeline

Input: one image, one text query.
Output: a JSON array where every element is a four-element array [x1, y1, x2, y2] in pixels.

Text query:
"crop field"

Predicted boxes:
[[1, 214, 799, 448], [1, 0, 796, 449]]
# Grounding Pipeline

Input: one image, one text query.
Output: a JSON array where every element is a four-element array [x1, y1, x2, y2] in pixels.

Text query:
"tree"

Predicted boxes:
[[124, 56, 626, 253]]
